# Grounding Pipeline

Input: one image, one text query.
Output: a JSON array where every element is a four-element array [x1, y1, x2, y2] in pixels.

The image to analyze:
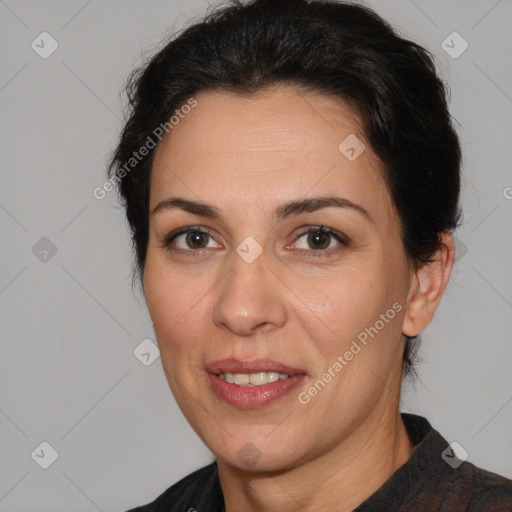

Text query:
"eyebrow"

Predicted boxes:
[[151, 195, 372, 223]]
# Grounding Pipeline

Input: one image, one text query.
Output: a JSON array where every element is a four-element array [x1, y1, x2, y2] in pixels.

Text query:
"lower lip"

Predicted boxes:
[[207, 373, 306, 408]]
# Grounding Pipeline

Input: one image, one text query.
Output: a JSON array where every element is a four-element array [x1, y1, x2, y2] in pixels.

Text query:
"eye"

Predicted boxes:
[[160, 226, 219, 256], [160, 223, 350, 259], [291, 224, 350, 258]]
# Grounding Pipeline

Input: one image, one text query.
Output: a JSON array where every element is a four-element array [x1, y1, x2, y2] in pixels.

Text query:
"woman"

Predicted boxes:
[[108, 0, 512, 510]]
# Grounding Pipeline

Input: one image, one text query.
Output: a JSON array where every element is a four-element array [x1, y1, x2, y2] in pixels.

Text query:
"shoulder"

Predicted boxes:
[[395, 414, 512, 511], [125, 461, 219, 512], [463, 462, 512, 511], [421, 439, 512, 511]]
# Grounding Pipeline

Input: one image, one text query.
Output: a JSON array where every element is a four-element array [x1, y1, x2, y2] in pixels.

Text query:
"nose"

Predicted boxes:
[[212, 247, 288, 336]]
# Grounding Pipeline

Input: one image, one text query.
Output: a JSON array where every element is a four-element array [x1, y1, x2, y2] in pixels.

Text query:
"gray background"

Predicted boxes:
[[1, 0, 511, 510]]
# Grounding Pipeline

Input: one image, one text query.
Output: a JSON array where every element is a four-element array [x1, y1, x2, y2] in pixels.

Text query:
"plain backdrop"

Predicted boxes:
[[1, 0, 511, 511]]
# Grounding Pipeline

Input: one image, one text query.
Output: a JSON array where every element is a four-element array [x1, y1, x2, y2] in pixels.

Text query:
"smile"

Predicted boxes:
[[205, 358, 306, 408]]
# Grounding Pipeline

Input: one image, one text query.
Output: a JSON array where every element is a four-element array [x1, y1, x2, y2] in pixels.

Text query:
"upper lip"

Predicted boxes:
[[205, 358, 306, 376]]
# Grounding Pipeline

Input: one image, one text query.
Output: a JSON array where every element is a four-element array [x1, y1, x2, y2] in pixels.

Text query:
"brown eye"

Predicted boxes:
[[292, 224, 350, 259], [160, 227, 219, 254], [184, 231, 209, 249], [160, 224, 349, 259], [306, 230, 331, 250]]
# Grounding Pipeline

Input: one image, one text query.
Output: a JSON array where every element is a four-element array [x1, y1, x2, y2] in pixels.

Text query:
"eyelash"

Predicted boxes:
[[159, 224, 350, 259]]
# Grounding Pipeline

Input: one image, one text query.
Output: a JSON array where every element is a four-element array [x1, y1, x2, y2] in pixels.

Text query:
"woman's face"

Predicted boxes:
[[144, 85, 415, 471]]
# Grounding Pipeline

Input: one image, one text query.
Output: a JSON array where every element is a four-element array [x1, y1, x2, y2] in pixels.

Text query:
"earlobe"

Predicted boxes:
[[402, 293, 428, 337], [402, 232, 456, 337]]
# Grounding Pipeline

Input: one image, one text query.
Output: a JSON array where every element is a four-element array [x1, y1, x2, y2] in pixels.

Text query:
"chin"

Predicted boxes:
[[217, 449, 300, 473], [209, 432, 307, 473]]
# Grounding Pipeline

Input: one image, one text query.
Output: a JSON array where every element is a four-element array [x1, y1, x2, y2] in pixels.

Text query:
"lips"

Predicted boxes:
[[205, 358, 307, 408], [205, 358, 306, 376]]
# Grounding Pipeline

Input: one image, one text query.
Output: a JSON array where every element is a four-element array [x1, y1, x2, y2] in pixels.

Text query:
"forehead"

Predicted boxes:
[[149, 85, 392, 221]]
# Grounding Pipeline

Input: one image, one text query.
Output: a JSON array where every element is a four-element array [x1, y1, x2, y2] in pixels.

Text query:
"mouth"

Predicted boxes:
[[205, 358, 306, 408]]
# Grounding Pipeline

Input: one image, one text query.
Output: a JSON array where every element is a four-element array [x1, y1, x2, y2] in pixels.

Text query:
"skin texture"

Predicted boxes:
[[143, 84, 455, 512]]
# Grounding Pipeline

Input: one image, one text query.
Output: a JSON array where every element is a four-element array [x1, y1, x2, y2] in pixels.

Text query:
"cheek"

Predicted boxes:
[[143, 256, 215, 370], [294, 266, 387, 349], [144, 250, 201, 330], [144, 270, 209, 415], [294, 262, 405, 389]]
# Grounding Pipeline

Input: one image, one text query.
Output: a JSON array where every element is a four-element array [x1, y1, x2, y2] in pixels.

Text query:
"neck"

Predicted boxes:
[[217, 404, 414, 512]]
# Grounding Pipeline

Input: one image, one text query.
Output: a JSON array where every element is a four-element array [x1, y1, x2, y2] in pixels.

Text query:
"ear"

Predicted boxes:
[[402, 231, 456, 337]]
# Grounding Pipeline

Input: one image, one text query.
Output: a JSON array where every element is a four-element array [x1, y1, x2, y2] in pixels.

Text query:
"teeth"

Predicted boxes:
[[218, 372, 290, 386], [234, 373, 249, 385], [249, 372, 267, 385]]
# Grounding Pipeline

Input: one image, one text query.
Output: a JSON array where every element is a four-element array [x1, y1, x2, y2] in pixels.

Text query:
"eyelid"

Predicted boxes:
[[160, 224, 350, 256], [293, 224, 350, 246], [160, 225, 219, 250]]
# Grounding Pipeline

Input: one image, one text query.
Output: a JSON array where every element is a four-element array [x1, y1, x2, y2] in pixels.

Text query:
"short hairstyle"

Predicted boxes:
[[107, 0, 462, 380]]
